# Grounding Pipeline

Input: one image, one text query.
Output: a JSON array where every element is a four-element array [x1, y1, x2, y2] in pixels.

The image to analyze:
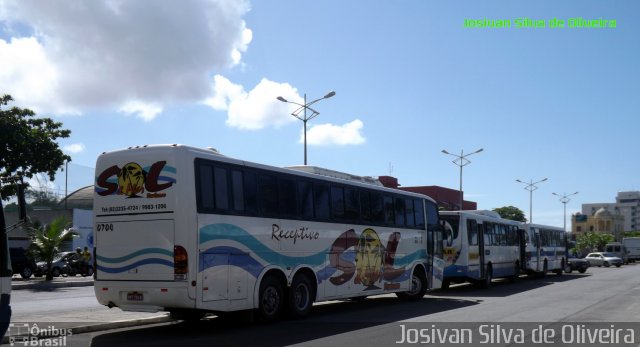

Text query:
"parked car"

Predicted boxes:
[[604, 242, 629, 264], [565, 255, 589, 273], [584, 252, 623, 267], [35, 251, 74, 277], [9, 247, 37, 279]]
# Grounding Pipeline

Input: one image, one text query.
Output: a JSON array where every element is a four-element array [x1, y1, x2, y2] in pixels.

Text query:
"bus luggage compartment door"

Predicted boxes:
[[199, 251, 248, 302]]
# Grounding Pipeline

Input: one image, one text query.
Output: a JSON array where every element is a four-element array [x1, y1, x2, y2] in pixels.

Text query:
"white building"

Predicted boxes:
[[582, 191, 640, 232]]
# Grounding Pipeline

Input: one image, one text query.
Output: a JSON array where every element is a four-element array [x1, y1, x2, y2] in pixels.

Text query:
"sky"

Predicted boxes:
[[1, 0, 638, 228]]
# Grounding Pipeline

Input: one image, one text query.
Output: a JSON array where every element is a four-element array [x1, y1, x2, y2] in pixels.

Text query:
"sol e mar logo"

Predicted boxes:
[[95, 160, 176, 198]]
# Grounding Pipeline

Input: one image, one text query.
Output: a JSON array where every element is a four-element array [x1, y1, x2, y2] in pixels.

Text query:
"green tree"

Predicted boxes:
[[575, 232, 614, 256], [27, 216, 78, 280], [492, 206, 527, 222], [0, 94, 71, 200]]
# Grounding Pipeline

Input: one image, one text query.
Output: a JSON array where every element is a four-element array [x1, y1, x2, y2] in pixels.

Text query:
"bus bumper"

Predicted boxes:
[[94, 281, 192, 313]]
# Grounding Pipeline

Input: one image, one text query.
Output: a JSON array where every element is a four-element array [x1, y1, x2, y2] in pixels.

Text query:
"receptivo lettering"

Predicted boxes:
[[271, 224, 319, 244]]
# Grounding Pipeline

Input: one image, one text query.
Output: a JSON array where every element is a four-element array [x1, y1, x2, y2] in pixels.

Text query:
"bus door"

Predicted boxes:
[[427, 226, 444, 290], [519, 228, 527, 272], [466, 219, 481, 280], [477, 223, 486, 280], [533, 230, 541, 272]]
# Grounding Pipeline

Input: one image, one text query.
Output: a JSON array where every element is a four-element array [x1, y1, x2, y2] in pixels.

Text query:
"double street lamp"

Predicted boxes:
[[276, 91, 336, 165], [553, 191, 579, 232], [516, 178, 548, 224], [441, 148, 483, 211]]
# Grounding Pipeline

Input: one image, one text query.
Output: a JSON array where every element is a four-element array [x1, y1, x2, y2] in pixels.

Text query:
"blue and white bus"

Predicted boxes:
[[93, 144, 445, 321], [439, 210, 525, 288], [523, 223, 566, 276]]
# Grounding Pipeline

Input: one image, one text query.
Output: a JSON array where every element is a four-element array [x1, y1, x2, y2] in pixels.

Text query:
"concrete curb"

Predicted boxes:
[[2, 315, 173, 344]]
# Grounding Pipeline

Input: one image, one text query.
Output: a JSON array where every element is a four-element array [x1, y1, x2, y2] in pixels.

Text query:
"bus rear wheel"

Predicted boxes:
[[287, 274, 314, 318], [258, 276, 284, 322]]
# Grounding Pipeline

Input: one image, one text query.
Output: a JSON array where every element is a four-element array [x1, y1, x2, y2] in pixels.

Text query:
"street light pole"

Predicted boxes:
[[441, 148, 483, 211], [552, 191, 579, 232], [276, 91, 336, 165], [516, 178, 548, 223]]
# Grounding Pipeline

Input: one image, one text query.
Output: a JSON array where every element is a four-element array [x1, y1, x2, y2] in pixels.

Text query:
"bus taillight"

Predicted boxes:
[[174, 245, 188, 281]]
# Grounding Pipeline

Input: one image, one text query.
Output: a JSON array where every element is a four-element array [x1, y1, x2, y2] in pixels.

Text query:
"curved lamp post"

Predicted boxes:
[[553, 191, 579, 232], [276, 91, 336, 165], [516, 178, 548, 223], [441, 148, 483, 210]]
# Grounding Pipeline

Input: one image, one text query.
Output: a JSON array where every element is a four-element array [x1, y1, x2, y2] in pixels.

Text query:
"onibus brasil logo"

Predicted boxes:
[[7, 323, 72, 346]]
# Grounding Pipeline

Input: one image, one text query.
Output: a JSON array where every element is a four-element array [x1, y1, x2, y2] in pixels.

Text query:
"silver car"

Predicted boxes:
[[585, 252, 623, 267]]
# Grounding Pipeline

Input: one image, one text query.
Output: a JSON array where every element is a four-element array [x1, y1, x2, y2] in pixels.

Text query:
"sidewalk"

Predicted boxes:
[[10, 275, 94, 290], [3, 276, 173, 345]]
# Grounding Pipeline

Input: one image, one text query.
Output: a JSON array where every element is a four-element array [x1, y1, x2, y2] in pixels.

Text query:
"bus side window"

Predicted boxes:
[[371, 192, 384, 224], [331, 185, 345, 220], [214, 167, 229, 210], [360, 190, 372, 222], [484, 222, 493, 246], [297, 181, 314, 219], [467, 219, 478, 246], [314, 183, 330, 220], [278, 177, 297, 217], [395, 197, 406, 226], [414, 199, 425, 229], [243, 170, 257, 215], [405, 198, 415, 227], [197, 164, 214, 211], [383, 195, 395, 226], [231, 170, 244, 212], [258, 174, 278, 216], [344, 187, 360, 221]]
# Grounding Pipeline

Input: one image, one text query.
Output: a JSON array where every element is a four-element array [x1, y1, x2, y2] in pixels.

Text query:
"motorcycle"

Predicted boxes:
[[61, 259, 93, 277]]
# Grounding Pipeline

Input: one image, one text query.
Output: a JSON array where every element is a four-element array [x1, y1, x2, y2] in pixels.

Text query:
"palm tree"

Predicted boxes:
[[28, 216, 78, 280]]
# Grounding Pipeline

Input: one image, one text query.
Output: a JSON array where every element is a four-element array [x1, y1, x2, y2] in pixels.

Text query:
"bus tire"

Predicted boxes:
[[441, 279, 450, 290], [287, 273, 314, 319], [396, 269, 427, 301], [555, 260, 564, 275], [482, 265, 493, 289], [258, 276, 284, 322], [540, 260, 548, 278], [509, 262, 520, 283]]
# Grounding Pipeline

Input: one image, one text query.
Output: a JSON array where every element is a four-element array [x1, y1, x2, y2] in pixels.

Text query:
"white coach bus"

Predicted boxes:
[[523, 223, 566, 276], [93, 144, 445, 321], [439, 210, 525, 288]]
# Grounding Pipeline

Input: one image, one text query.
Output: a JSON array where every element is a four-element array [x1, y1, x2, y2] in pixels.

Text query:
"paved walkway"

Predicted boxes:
[[3, 276, 172, 345]]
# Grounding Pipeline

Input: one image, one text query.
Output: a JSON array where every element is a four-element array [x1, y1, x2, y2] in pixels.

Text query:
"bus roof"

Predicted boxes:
[[97, 144, 436, 203]]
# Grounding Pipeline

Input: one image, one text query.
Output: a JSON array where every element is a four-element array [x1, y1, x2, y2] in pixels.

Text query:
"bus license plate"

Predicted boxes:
[[127, 292, 143, 301]]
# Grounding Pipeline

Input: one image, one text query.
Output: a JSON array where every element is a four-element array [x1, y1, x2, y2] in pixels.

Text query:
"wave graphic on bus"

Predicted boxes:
[[96, 248, 174, 273], [199, 223, 423, 288]]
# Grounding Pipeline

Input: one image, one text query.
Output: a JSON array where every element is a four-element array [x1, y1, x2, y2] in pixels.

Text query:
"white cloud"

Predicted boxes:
[[305, 120, 366, 146], [0, 0, 252, 118], [63, 143, 86, 154], [119, 101, 163, 122], [205, 75, 302, 130]]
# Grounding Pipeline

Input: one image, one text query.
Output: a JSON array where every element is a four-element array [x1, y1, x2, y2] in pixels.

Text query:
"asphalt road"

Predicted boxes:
[[3, 264, 640, 347]]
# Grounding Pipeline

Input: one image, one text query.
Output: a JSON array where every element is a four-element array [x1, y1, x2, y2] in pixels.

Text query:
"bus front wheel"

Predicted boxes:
[[396, 269, 427, 301], [287, 274, 314, 318], [258, 276, 284, 322]]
